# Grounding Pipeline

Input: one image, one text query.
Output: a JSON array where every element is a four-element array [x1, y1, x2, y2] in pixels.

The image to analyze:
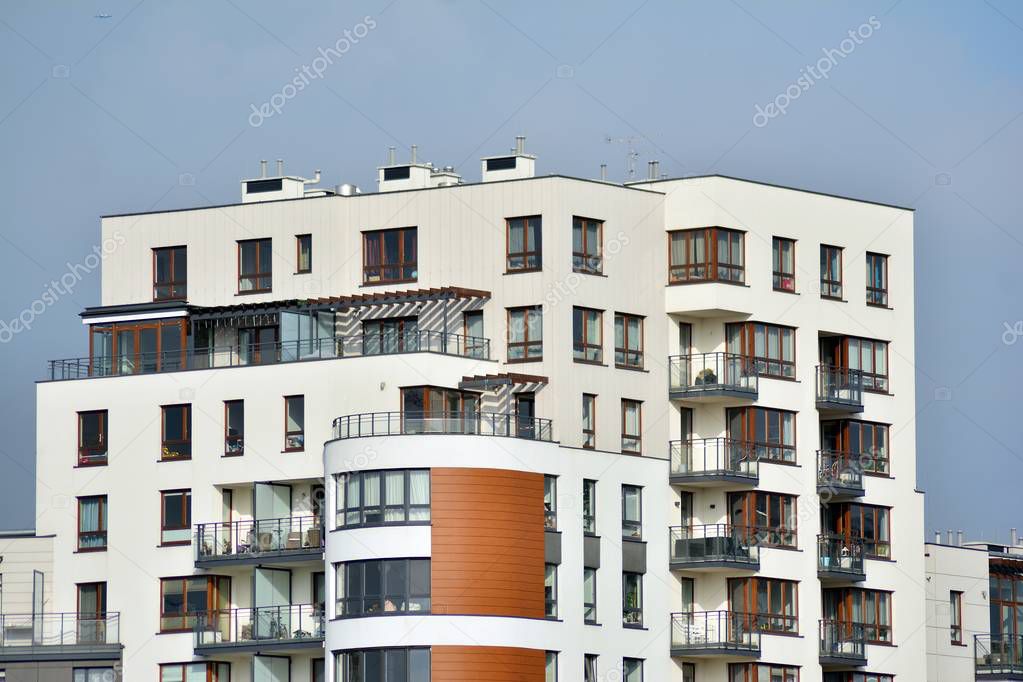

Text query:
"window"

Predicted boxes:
[[238, 238, 272, 293], [820, 420, 890, 475], [820, 336, 889, 393], [622, 658, 643, 682], [622, 485, 642, 539], [990, 573, 1023, 640], [77, 410, 107, 466], [822, 674, 893, 682], [730, 664, 800, 682], [621, 400, 642, 453], [728, 577, 799, 634], [363, 227, 417, 284], [90, 318, 186, 375], [573, 217, 603, 274], [76, 582, 106, 640], [462, 310, 486, 359], [582, 479, 596, 534], [573, 307, 603, 363], [822, 504, 892, 559], [669, 227, 745, 283], [623, 573, 643, 627], [583, 568, 597, 623], [296, 234, 312, 273], [726, 322, 796, 379], [160, 576, 230, 632], [729, 491, 797, 548], [506, 215, 542, 272], [159, 663, 230, 682], [161, 490, 191, 546], [820, 244, 843, 299], [823, 588, 892, 644], [77, 496, 107, 551], [224, 400, 244, 456], [285, 395, 305, 451], [544, 475, 557, 530], [545, 651, 557, 682], [584, 654, 598, 682], [772, 237, 796, 292], [582, 394, 596, 449], [950, 590, 963, 644], [74, 669, 119, 682], [336, 469, 430, 528], [401, 386, 480, 432], [545, 564, 558, 618], [682, 663, 695, 682], [363, 317, 419, 355], [153, 245, 187, 300], [313, 658, 325, 682], [336, 559, 430, 616], [335, 648, 430, 682], [161, 404, 191, 461], [507, 306, 543, 361], [866, 252, 888, 306], [614, 313, 644, 368], [727, 406, 797, 463]]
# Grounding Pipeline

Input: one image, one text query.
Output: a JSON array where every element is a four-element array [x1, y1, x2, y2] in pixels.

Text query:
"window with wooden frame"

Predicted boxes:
[[621, 400, 642, 454], [400, 386, 479, 418], [362, 317, 420, 355], [726, 322, 795, 379], [820, 244, 844, 300], [573, 307, 603, 363], [822, 503, 891, 559], [161, 404, 191, 461], [820, 419, 890, 476], [573, 216, 603, 274], [77, 496, 107, 551], [990, 572, 1023, 640], [729, 491, 797, 548], [506, 215, 542, 272], [823, 588, 892, 644], [950, 590, 963, 644], [669, 227, 745, 284], [153, 245, 187, 301], [89, 318, 186, 375], [462, 310, 486, 359], [820, 336, 889, 393], [295, 233, 312, 273], [159, 575, 230, 633], [159, 662, 230, 682], [507, 306, 543, 361], [727, 406, 796, 463], [238, 238, 272, 293], [224, 400, 244, 456], [362, 226, 417, 284], [866, 252, 888, 307], [728, 577, 799, 634], [77, 410, 107, 466], [614, 313, 644, 369], [76, 582, 106, 630], [772, 237, 796, 292], [730, 663, 800, 682], [284, 395, 305, 451], [160, 489, 191, 546], [582, 394, 596, 449]]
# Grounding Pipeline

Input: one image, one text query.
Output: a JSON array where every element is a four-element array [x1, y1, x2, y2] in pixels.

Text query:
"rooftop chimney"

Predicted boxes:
[[260, 160, 268, 178], [410, 144, 418, 165], [387, 146, 396, 166], [647, 160, 660, 180], [600, 164, 607, 182], [276, 159, 284, 176], [957, 530, 965, 546], [515, 135, 526, 154], [947, 530, 954, 545], [481, 135, 536, 182], [1012, 528, 1019, 546], [934, 531, 941, 544]]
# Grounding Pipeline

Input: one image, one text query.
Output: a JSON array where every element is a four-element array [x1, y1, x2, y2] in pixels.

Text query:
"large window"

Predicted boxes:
[[544, 475, 557, 530], [161, 490, 191, 546], [545, 563, 558, 618], [153, 246, 187, 301], [507, 306, 543, 361], [336, 559, 430, 617], [669, 227, 744, 284], [363, 227, 417, 284], [731, 664, 799, 682], [727, 322, 796, 379], [821, 336, 889, 393], [822, 504, 891, 559], [622, 572, 643, 627], [582, 394, 596, 449], [614, 313, 644, 369], [621, 400, 642, 453], [573, 217, 603, 274], [284, 395, 305, 451], [77, 410, 107, 466], [772, 237, 796, 292], [74, 669, 119, 682], [506, 215, 542, 272], [363, 318, 419, 355], [623, 658, 643, 682], [823, 588, 892, 644], [296, 234, 312, 274], [583, 567, 597, 624], [622, 485, 642, 539], [821, 420, 890, 475], [336, 648, 430, 682], [990, 573, 1023, 639], [161, 404, 191, 461], [951, 590, 963, 644], [820, 244, 843, 300], [570, 307, 601, 363], [238, 238, 272, 293], [728, 577, 799, 634], [159, 663, 230, 682], [224, 400, 244, 456], [866, 252, 888, 307], [400, 386, 480, 431], [160, 575, 230, 632], [336, 469, 430, 528], [77, 496, 107, 551], [89, 318, 186, 375], [582, 479, 596, 534], [729, 491, 797, 548], [727, 407, 796, 463]]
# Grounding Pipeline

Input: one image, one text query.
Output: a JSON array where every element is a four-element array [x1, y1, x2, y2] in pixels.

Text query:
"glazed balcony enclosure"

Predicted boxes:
[[670, 438, 758, 486], [669, 353, 758, 401], [332, 411, 553, 442], [0, 612, 121, 662], [670, 610, 761, 658], [669, 524, 759, 571], [817, 535, 866, 582], [819, 620, 867, 666], [195, 516, 323, 568], [816, 365, 865, 413], [975, 634, 1023, 679], [194, 605, 323, 654], [816, 450, 866, 499]]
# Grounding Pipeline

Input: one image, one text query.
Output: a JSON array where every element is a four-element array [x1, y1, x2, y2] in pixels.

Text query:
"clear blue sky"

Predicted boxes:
[[1, 1, 1020, 540]]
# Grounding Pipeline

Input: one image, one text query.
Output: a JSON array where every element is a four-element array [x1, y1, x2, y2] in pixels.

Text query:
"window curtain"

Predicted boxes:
[[624, 404, 639, 436], [670, 232, 685, 267], [79, 499, 103, 548], [384, 471, 404, 521], [409, 471, 430, 521], [509, 221, 524, 254], [527, 309, 542, 344]]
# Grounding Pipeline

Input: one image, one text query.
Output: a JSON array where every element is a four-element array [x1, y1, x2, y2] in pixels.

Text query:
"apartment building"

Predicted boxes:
[[15, 139, 925, 681]]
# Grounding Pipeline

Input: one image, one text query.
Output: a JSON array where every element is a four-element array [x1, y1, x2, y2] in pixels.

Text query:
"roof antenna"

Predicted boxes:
[[604, 135, 640, 180]]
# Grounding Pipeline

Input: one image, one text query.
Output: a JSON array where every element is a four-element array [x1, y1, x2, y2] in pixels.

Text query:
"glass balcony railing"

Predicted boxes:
[[46, 330, 491, 381], [669, 353, 758, 399], [195, 516, 323, 563], [671, 610, 761, 655], [195, 605, 323, 649], [669, 524, 759, 568], [817, 535, 865, 579], [819, 620, 867, 662], [670, 438, 758, 482], [976, 634, 1023, 676], [332, 411, 553, 442], [816, 365, 864, 411], [0, 612, 120, 652]]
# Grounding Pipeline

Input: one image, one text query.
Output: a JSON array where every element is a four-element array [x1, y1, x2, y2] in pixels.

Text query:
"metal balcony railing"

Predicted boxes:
[[194, 605, 323, 648], [0, 612, 120, 650], [195, 516, 323, 562], [671, 610, 761, 654], [332, 411, 553, 442], [816, 450, 865, 495], [669, 524, 759, 567], [46, 330, 491, 381], [670, 438, 758, 481], [816, 365, 864, 409], [819, 620, 867, 661], [976, 634, 1023, 676], [669, 353, 758, 398], [817, 535, 865, 578]]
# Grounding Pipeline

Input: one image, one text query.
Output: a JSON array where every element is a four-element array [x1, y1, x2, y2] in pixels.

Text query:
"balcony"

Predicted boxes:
[[670, 438, 758, 486], [817, 535, 866, 582], [976, 635, 1023, 679], [45, 329, 491, 381], [669, 353, 758, 401], [670, 611, 761, 658], [195, 517, 323, 568], [816, 365, 864, 413], [0, 613, 121, 662], [195, 605, 323, 654], [816, 451, 866, 499], [819, 620, 867, 666], [669, 525, 759, 571], [332, 411, 553, 442]]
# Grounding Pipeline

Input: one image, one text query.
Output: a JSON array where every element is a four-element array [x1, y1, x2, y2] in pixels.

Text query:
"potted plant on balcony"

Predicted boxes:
[[695, 368, 717, 386]]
